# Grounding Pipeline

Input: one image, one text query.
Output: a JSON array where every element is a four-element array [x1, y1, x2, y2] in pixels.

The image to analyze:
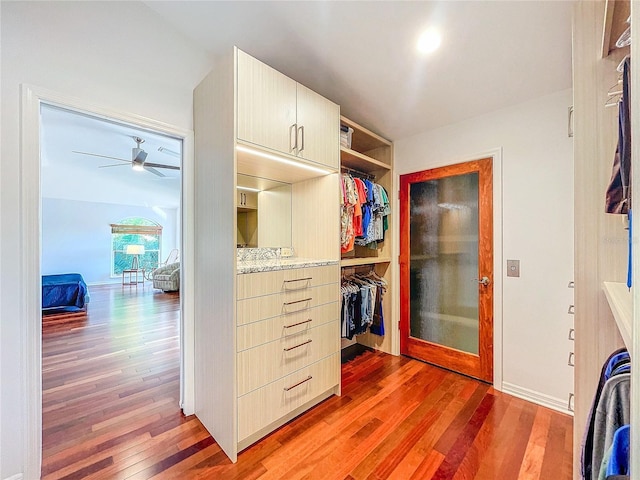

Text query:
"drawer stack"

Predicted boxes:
[[236, 264, 340, 443]]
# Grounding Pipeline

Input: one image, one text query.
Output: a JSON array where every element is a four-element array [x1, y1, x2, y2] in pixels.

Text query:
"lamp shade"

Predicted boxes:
[[125, 245, 145, 255]]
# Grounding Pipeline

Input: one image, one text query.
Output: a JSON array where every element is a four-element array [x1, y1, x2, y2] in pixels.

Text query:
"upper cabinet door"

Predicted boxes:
[[295, 84, 340, 169], [237, 50, 297, 156]]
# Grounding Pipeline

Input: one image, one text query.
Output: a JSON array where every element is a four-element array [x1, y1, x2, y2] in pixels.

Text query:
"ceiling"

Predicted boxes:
[[39, 1, 573, 209], [41, 104, 182, 208], [145, 0, 574, 141]]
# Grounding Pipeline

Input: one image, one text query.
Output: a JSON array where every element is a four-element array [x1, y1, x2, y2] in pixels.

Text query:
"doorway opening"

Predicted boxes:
[[20, 85, 195, 478]]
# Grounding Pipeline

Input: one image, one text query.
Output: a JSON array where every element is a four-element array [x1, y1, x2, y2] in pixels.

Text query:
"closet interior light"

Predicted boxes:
[[417, 28, 441, 54], [237, 186, 261, 192], [235, 144, 332, 175]]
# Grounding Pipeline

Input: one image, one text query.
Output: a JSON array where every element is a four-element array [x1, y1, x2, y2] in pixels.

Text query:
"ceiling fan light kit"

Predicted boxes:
[[74, 135, 180, 177]]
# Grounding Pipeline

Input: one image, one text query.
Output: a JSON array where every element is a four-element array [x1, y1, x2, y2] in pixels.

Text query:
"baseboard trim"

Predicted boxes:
[[4, 474, 24, 480], [502, 382, 573, 416]]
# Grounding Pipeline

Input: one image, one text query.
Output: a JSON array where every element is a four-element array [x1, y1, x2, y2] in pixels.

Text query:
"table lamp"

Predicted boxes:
[[125, 245, 145, 270]]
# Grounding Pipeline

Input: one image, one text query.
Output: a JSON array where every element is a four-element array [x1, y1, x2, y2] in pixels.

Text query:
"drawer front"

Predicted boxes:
[[237, 301, 339, 352], [238, 353, 339, 441], [237, 282, 339, 326], [237, 264, 339, 300], [237, 320, 339, 396]]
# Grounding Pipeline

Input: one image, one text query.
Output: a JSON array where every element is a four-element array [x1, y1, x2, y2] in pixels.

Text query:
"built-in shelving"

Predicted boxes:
[[601, 0, 630, 58], [603, 281, 632, 355], [340, 257, 392, 268], [339, 115, 394, 355]]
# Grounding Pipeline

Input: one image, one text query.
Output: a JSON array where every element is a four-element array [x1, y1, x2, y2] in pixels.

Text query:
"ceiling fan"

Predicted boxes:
[[73, 136, 180, 177]]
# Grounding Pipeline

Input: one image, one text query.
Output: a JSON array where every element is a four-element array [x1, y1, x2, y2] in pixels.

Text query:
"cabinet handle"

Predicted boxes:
[[290, 123, 298, 153], [568, 352, 575, 367], [568, 281, 575, 288], [568, 393, 575, 412], [284, 375, 312, 392], [283, 339, 312, 352], [283, 297, 312, 306], [568, 328, 575, 340], [298, 125, 305, 153], [568, 305, 575, 314], [284, 319, 313, 329], [284, 277, 312, 283]]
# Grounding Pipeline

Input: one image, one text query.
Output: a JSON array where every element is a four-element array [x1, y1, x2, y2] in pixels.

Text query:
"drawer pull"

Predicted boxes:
[[284, 277, 312, 284], [568, 393, 575, 412], [568, 305, 575, 314], [283, 339, 312, 352], [568, 352, 575, 367], [284, 375, 312, 392], [283, 297, 312, 306], [284, 319, 313, 329], [568, 281, 575, 288], [568, 328, 575, 340]]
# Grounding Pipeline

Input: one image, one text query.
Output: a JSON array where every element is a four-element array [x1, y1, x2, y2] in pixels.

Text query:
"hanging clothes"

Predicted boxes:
[[582, 348, 631, 480], [605, 57, 631, 214], [340, 173, 390, 253], [341, 271, 387, 339]]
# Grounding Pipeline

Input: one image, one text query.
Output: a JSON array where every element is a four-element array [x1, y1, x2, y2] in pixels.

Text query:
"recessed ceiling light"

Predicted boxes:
[[417, 28, 441, 54]]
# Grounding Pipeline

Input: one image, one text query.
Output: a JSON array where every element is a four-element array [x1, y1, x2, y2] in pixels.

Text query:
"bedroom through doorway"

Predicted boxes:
[[38, 103, 186, 474]]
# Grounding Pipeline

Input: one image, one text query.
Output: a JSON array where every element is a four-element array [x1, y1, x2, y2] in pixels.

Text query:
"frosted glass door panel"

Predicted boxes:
[[409, 173, 479, 354]]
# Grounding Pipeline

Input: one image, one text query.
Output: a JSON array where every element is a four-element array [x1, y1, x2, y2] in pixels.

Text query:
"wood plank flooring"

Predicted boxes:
[[42, 283, 573, 479]]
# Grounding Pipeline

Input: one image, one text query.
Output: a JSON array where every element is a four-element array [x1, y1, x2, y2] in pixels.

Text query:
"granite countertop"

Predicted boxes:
[[237, 257, 339, 274]]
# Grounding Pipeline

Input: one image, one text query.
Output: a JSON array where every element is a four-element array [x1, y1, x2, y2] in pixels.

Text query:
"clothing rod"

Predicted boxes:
[[341, 166, 376, 180]]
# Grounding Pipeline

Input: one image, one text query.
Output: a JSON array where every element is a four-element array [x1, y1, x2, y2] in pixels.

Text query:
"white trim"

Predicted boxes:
[[502, 381, 573, 416], [20, 84, 196, 476], [3, 474, 24, 480]]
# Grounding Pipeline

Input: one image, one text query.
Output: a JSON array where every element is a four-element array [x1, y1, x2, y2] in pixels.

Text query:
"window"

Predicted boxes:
[[111, 218, 162, 275]]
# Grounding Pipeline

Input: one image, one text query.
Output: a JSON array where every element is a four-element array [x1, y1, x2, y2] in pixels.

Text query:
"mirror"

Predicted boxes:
[[237, 174, 292, 248]]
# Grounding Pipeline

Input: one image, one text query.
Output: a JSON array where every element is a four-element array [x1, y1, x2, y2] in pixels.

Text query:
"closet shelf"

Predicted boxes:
[[602, 281, 632, 354], [341, 257, 392, 267], [340, 147, 391, 173]]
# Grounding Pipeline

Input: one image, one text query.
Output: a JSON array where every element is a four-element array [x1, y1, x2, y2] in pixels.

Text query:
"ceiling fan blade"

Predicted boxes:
[[98, 163, 131, 168], [144, 166, 166, 177], [145, 162, 180, 171], [72, 151, 131, 163]]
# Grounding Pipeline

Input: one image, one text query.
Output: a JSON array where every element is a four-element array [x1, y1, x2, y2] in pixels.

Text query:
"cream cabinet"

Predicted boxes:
[[236, 49, 339, 170], [235, 265, 340, 447], [236, 190, 257, 209], [195, 47, 340, 463]]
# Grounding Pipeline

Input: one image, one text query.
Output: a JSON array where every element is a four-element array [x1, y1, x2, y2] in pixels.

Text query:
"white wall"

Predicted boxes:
[[0, 2, 211, 477], [394, 88, 574, 409], [42, 198, 178, 284]]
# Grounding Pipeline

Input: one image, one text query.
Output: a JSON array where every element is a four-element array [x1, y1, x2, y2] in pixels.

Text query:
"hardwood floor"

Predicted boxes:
[[42, 284, 573, 479]]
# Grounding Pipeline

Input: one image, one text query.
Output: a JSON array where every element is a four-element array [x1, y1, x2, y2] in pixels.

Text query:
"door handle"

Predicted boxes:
[[289, 123, 298, 153], [298, 125, 305, 153], [475, 276, 491, 286]]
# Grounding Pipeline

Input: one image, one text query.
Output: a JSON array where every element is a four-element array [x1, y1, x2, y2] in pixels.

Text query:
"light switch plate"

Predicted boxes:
[[507, 259, 520, 277]]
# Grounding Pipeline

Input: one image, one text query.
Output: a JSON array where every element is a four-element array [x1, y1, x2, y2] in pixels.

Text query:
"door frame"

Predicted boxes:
[[393, 148, 503, 386], [399, 157, 493, 381], [20, 84, 195, 478]]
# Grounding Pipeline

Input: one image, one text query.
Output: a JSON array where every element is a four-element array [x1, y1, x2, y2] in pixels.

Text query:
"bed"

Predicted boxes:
[[42, 273, 90, 312]]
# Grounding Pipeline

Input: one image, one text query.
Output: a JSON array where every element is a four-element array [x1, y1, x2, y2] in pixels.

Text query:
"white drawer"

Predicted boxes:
[[237, 301, 339, 352], [237, 264, 339, 300], [237, 320, 339, 396], [236, 282, 339, 326], [237, 353, 339, 442]]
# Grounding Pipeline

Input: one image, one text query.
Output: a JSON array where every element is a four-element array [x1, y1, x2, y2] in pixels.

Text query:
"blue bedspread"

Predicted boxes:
[[42, 273, 90, 310]]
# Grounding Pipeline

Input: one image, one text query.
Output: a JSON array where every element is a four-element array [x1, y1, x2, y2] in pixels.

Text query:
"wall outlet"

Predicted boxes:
[[280, 247, 293, 258]]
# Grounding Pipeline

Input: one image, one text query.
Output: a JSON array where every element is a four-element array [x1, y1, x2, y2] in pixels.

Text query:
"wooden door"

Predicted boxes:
[[399, 158, 493, 382], [236, 49, 297, 156], [295, 83, 340, 169]]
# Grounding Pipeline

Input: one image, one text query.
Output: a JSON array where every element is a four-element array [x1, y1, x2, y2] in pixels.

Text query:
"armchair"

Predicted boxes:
[[152, 262, 180, 292]]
